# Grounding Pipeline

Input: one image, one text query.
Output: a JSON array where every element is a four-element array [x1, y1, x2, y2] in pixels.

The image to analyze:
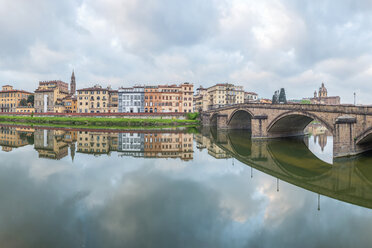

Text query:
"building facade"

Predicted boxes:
[[244, 92, 259, 102], [62, 95, 77, 113], [194, 86, 209, 112], [0, 85, 33, 112], [34, 81, 69, 113], [118, 86, 145, 113], [144, 83, 194, 113], [77, 85, 111, 113], [109, 89, 118, 113], [193, 83, 244, 111]]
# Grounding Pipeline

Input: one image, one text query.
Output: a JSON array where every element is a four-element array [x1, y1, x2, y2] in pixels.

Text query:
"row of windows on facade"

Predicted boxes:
[[78, 148, 107, 153], [217, 95, 243, 99], [145, 102, 192, 107], [78, 143, 107, 147], [119, 101, 142, 106], [121, 138, 142, 143], [145, 87, 193, 93], [145, 96, 192, 100], [79, 96, 107, 100], [79, 136, 107, 141], [1, 103, 15, 107], [79, 91, 108, 94], [120, 95, 143, 100], [79, 102, 106, 107], [78, 109, 113, 113], [0, 93, 28, 97], [144, 144, 192, 149], [144, 108, 192, 113], [120, 144, 142, 149]]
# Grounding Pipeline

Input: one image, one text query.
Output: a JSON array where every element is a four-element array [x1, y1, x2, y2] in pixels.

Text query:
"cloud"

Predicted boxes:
[[1, 0, 372, 103]]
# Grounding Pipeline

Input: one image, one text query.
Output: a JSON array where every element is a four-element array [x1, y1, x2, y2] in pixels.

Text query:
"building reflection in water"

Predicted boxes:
[[306, 122, 332, 152], [0, 126, 194, 161], [0, 126, 34, 152]]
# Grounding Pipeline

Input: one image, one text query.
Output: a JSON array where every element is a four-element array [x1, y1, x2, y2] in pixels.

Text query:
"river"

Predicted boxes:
[[0, 124, 371, 247]]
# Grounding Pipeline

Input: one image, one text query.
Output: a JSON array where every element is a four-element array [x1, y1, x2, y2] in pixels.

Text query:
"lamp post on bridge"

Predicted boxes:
[[354, 92, 356, 106]]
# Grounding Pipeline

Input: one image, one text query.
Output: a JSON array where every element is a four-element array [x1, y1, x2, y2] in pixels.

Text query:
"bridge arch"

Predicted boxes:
[[356, 128, 372, 145], [267, 111, 334, 138], [354, 128, 372, 154], [227, 109, 253, 130], [210, 113, 219, 127]]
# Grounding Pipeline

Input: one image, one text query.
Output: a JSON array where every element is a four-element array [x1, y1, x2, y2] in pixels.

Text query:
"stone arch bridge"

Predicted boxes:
[[201, 103, 372, 157]]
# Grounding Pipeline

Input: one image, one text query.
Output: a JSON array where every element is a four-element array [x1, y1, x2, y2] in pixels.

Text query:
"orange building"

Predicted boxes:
[[63, 95, 77, 113], [144, 83, 194, 113]]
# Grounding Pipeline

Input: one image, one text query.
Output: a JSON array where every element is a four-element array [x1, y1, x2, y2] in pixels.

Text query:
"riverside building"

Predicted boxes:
[[34, 80, 69, 113], [118, 86, 145, 113], [77, 85, 118, 113], [0, 85, 33, 113], [193, 83, 245, 111], [144, 83, 194, 113]]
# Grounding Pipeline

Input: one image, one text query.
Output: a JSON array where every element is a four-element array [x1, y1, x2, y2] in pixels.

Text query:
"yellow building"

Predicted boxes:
[[207, 83, 244, 109], [109, 90, 118, 113], [34, 81, 69, 113], [193, 86, 209, 112], [77, 85, 117, 113], [0, 85, 33, 113], [193, 83, 244, 111]]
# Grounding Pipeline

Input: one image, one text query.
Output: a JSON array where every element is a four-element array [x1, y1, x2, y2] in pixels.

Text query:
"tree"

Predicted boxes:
[[272, 90, 279, 104], [278, 88, 287, 104], [27, 95, 34, 105], [19, 98, 27, 106]]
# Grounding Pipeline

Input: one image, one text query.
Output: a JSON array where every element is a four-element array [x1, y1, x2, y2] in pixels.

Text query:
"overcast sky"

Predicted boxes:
[[1, 0, 372, 103]]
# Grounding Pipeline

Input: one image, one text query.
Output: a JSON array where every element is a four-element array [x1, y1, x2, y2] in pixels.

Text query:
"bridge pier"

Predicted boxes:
[[251, 115, 268, 138], [217, 114, 228, 129], [333, 116, 358, 157], [201, 113, 211, 126]]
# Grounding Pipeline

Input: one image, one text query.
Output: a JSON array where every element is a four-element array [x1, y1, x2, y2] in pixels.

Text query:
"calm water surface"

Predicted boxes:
[[0, 125, 372, 247]]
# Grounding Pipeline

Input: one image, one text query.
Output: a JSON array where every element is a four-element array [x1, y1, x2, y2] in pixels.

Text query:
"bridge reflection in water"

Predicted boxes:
[[197, 128, 372, 209]]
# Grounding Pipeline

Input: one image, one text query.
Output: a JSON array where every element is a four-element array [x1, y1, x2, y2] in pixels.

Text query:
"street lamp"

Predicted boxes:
[[354, 92, 356, 105]]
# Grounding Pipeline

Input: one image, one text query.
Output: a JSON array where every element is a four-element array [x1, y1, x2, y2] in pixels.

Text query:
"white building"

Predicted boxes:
[[244, 92, 259, 102], [118, 86, 145, 113]]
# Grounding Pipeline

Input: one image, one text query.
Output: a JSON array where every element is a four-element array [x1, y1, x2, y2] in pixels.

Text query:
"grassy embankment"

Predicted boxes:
[[0, 115, 200, 129]]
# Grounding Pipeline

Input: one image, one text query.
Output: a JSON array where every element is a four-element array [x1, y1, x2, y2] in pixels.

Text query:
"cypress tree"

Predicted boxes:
[[279, 88, 287, 104]]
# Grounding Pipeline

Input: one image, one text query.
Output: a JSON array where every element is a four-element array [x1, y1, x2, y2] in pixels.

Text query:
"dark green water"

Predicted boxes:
[[0, 125, 372, 247]]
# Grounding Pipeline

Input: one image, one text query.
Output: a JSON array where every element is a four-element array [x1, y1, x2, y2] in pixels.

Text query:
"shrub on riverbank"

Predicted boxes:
[[186, 112, 199, 120]]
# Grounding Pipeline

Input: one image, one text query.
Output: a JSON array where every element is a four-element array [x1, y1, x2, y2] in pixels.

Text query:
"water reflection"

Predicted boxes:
[[0, 124, 372, 247]]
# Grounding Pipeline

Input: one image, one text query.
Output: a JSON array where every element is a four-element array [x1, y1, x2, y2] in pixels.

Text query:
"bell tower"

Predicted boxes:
[[70, 70, 76, 95]]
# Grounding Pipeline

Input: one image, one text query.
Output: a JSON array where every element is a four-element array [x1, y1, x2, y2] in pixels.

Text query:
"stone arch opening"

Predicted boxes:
[[355, 129, 372, 153], [210, 113, 218, 127], [267, 112, 333, 138], [228, 110, 252, 130]]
